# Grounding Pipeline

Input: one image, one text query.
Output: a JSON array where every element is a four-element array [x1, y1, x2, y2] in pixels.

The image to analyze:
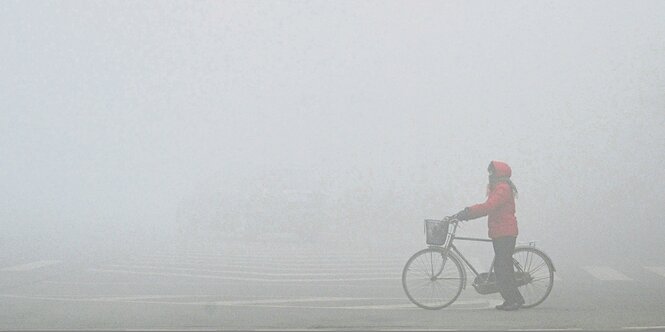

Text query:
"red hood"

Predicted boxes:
[[491, 160, 512, 178]]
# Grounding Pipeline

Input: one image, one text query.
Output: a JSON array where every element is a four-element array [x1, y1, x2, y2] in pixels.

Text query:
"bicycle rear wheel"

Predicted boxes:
[[512, 247, 554, 308], [402, 247, 464, 310]]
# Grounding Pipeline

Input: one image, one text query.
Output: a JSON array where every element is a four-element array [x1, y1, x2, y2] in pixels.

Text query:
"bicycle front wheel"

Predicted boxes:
[[402, 247, 464, 310], [512, 247, 555, 308]]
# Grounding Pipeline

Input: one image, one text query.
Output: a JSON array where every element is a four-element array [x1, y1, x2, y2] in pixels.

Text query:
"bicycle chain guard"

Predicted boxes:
[[472, 272, 532, 295]]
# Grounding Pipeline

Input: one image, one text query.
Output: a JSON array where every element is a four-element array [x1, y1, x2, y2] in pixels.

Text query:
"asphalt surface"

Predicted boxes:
[[1, 238, 665, 331]]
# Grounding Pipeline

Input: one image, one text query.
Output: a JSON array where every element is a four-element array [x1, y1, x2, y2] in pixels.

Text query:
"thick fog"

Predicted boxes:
[[1, 1, 664, 263]]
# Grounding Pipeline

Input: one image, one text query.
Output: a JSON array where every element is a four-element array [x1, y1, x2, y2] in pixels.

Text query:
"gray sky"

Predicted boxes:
[[1, 1, 664, 259]]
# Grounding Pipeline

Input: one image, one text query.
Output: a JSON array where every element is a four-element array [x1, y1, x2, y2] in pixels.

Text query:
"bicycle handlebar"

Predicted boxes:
[[444, 216, 462, 223]]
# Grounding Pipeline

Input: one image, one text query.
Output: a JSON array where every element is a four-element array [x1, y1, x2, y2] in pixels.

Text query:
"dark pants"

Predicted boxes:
[[492, 236, 524, 304]]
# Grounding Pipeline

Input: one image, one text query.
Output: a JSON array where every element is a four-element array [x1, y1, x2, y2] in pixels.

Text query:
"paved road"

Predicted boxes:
[[1, 240, 665, 331]]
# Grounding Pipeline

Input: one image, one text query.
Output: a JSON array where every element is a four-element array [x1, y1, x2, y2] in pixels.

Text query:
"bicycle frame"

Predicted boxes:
[[438, 219, 538, 280], [447, 238, 493, 278], [404, 218, 556, 309], [437, 219, 496, 278]]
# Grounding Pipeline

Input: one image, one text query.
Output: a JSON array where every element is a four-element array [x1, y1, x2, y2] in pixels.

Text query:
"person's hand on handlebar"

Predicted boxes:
[[452, 207, 470, 221]]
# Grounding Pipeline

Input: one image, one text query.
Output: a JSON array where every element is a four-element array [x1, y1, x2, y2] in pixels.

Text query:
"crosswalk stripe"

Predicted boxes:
[[0, 294, 492, 311], [146, 252, 405, 262], [1, 260, 61, 272], [121, 260, 399, 273], [644, 266, 665, 278], [134, 257, 402, 268], [104, 264, 401, 277], [581, 266, 632, 281], [89, 251, 665, 285], [326, 299, 494, 310], [158, 252, 406, 263], [89, 268, 397, 282]]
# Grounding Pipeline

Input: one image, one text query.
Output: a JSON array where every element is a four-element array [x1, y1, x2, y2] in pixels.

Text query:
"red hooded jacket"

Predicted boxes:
[[467, 161, 518, 239]]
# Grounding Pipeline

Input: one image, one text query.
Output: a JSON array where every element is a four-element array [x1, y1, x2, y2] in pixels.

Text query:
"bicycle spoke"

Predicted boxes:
[[528, 261, 547, 274], [511, 248, 554, 308], [513, 261, 525, 273], [411, 279, 433, 290], [524, 284, 536, 301], [403, 248, 464, 310], [432, 281, 444, 305], [531, 275, 552, 282], [415, 255, 428, 275], [416, 255, 433, 278], [526, 283, 541, 296], [430, 252, 435, 277], [407, 262, 430, 280]]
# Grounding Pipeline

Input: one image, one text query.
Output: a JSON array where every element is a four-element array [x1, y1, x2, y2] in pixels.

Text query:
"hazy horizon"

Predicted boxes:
[[2, 1, 664, 263]]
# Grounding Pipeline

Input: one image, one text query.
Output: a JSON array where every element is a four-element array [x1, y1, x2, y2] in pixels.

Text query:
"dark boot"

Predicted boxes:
[[498, 301, 523, 311], [495, 300, 511, 310]]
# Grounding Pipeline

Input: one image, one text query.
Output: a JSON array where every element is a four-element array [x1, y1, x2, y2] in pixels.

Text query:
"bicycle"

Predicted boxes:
[[402, 217, 555, 310]]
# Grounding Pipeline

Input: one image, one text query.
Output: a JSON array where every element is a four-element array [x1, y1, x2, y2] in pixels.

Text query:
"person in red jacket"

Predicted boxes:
[[453, 161, 525, 311]]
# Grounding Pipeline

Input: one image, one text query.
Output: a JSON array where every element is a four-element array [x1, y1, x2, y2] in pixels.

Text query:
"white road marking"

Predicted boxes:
[[131, 257, 401, 269], [142, 252, 384, 259], [582, 266, 632, 281], [104, 264, 401, 277], [504, 329, 588, 331], [142, 252, 403, 260], [0, 328, 629, 332], [89, 268, 397, 282], [250, 330, 583, 332], [251, 300, 494, 311], [623, 326, 665, 330], [1, 260, 61, 272], [0, 294, 492, 310], [208, 297, 379, 306], [0, 294, 379, 303], [333, 299, 498, 310], [154, 252, 406, 263], [41, 280, 396, 289], [644, 266, 665, 278], [119, 260, 399, 273]]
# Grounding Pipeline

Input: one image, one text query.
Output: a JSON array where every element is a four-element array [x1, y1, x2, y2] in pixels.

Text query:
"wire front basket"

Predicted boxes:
[[424, 219, 450, 246]]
